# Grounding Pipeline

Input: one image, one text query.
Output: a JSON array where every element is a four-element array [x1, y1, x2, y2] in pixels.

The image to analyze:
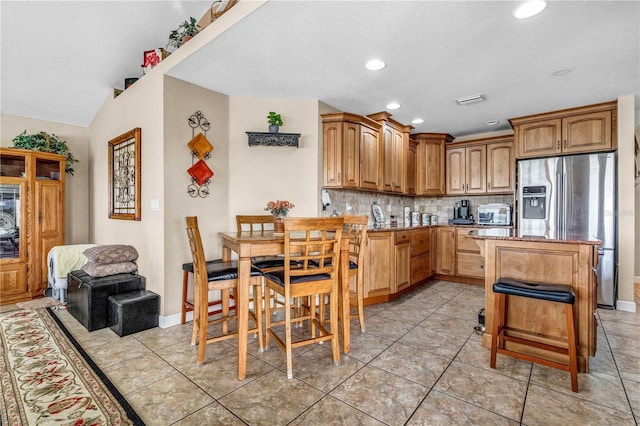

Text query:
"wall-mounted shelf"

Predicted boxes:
[[246, 132, 301, 147]]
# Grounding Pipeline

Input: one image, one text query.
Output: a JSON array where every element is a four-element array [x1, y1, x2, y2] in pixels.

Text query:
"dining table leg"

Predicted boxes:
[[236, 255, 251, 380], [340, 239, 350, 353]]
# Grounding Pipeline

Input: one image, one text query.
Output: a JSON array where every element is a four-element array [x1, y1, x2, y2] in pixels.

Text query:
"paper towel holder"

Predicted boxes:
[[321, 189, 331, 211]]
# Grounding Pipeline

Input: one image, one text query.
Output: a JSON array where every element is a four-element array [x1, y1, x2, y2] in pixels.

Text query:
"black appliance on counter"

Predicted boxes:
[[449, 199, 475, 225]]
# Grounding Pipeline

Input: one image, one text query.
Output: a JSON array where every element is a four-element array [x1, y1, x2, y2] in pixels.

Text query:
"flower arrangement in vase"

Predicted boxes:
[[265, 200, 294, 232]]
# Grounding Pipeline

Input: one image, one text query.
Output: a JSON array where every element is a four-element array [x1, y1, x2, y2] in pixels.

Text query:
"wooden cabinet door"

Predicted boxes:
[[380, 126, 394, 192], [418, 138, 445, 195], [516, 119, 561, 158], [455, 227, 484, 279], [486, 142, 514, 193], [35, 181, 64, 294], [381, 126, 405, 193], [322, 122, 342, 187], [391, 129, 406, 193], [342, 123, 360, 188], [359, 125, 380, 190], [465, 145, 486, 194], [322, 122, 359, 188], [456, 252, 485, 279], [364, 232, 393, 298], [395, 243, 411, 292], [446, 148, 466, 194], [562, 111, 612, 154], [435, 227, 456, 275], [406, 140, 417, 195]]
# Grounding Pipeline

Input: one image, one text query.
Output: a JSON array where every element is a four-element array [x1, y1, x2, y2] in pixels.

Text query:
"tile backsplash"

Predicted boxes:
[[321, 189, 514, 225]]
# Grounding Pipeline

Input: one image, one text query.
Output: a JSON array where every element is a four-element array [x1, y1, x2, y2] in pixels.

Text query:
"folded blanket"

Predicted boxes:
[[48, 244, 97, 280]]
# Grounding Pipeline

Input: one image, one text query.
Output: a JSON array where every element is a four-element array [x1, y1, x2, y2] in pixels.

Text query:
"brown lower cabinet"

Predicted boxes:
[[363, 225, 487, 303]]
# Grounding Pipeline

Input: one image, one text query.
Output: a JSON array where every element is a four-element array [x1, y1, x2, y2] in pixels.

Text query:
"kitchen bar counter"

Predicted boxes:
[[471, 229, 600, 372], [367, 223, 513, 233], [467, 228, 601, 245]]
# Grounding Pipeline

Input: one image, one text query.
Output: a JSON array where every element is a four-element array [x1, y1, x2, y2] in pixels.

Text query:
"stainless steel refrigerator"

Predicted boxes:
[[517, 152, 617, 308]]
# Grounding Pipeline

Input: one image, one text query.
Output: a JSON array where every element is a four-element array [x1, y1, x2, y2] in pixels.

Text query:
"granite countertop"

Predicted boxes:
[[467, 228, 601, 245], [366, 223, 514, 232]]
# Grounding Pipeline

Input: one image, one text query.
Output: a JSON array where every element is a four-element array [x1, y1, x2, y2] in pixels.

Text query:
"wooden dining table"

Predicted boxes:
[[219, 230, 351, 380]]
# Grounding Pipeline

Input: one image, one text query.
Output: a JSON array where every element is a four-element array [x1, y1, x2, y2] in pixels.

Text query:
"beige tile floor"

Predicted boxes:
[[7, 280, 640, 425]]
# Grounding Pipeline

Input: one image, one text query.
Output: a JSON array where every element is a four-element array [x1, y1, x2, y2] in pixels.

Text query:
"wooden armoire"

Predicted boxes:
[[0, 148, 65, 304]]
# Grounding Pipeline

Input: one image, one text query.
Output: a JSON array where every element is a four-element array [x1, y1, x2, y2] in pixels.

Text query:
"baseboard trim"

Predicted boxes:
[[616, 300, 637, 313], [159, 312, 185, 328]]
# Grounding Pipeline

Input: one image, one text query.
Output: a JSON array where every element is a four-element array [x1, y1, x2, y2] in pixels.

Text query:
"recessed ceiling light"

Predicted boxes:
[[386, 102, 400, 110], [552, 68, 572, 76], [513, 0, 547, 19], [484, 120, 500, 126], [365, 59, 386, 71], [455, 94, 486, 105], [411, 118, 424, 124]]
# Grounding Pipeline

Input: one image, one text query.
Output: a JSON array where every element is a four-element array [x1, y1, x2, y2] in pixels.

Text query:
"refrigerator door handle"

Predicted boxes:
[[555, 172, 562, 232]]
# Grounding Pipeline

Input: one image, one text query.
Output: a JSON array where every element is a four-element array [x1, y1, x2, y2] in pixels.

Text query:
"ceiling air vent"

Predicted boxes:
[[455, 94, 486, 105]]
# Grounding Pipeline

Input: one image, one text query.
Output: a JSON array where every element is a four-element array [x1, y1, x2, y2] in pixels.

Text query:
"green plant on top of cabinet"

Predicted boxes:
[[509, 100, 616, 159], [322, 112, 381, 190]]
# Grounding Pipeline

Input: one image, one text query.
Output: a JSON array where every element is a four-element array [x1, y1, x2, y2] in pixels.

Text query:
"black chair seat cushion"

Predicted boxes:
[[251, 256, 303, 270], [182, 259, 262, 281], [493, 277, 575, 305], [263, 269, 331, 287], [310, 259, 358, 269]]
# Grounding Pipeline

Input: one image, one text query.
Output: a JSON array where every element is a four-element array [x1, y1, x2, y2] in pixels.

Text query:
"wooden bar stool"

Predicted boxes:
[[181, 261, 236, 324], [490, 277, 579, 392]]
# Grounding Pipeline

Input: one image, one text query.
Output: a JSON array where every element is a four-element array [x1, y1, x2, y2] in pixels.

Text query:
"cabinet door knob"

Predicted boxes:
[[563, 139, 567, 149], [337, 172, 340, 182], [557, 140, 560, 150]]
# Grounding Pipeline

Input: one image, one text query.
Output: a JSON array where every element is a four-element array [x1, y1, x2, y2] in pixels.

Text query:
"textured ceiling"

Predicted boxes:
[[2, 1, 639, 137]]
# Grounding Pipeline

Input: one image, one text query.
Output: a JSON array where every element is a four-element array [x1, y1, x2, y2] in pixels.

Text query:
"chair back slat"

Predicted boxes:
[[342, 215, 368, 265], [283, 217, 343, 280], [236, 215, 276, 233], [185, 216, 208, 309]]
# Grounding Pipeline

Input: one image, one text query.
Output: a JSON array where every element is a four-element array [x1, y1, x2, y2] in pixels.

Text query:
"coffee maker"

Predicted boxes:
[[449, 199, 475, 225]]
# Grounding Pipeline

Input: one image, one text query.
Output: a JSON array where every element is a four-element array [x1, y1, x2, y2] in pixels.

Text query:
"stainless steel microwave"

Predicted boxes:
[[477, 204, 512, 226]]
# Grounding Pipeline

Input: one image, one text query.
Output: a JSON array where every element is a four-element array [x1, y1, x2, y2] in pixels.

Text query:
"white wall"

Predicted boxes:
[[1, 113, 90, 244], [88, 70, 167, 306], [162, 76, 230, 317], [227, 97, 322, 224], [617, 95, 636, 312]]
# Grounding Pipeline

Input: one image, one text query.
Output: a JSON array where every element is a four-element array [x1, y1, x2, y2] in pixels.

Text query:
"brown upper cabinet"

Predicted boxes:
[[322, 112, 382, 189], [509, 101, 617, 159], [406, 139, 418, 195], [413, 133, 453, 196], [367, 112, 413, 194], [446, 135, 514, 195]]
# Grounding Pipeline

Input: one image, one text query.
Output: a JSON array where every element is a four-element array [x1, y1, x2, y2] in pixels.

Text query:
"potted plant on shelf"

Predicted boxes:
[[265, 200, 294, 233], [267, 111, 283, 133], [11, 131, 79, 175], [166, 17, 200, 51]]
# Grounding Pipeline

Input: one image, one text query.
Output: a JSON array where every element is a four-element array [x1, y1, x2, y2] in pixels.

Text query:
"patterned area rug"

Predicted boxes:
[[0, 308, 144, 425], [16, 297, 62, 310]]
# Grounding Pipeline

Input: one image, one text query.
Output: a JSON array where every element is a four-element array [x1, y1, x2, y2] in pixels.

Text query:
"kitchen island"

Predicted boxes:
[[468, 228, 601, 373]]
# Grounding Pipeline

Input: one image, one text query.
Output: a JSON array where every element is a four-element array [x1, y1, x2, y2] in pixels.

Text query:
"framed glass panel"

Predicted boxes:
[[0, 184, 21, 259], [108, 128, 142, 221]]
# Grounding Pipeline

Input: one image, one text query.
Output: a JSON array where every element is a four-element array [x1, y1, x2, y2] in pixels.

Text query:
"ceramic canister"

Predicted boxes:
[[411, 211, 421, 226], [422, 213, 430, 225], [403, 206, 411, 224], [430, 215, 439, 225]]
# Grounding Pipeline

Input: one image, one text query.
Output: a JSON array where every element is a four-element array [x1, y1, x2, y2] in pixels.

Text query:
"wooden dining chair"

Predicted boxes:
[[317, 215, 368, 332], [185, 216, 264, 366], [263, 217, 344, 379], [236, 214, 304, 316]]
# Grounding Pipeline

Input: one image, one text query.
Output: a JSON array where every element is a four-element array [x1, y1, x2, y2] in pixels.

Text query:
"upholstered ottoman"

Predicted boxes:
[[67, 270, 145, 331], [108, 290, 160, 337]]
